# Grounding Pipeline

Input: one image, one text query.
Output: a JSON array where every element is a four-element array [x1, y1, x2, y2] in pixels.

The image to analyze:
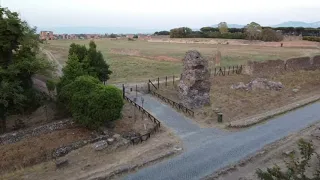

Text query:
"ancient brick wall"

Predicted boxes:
[[313, 55, 320, 68], [245, 59, 285, 76], [285, 57, 312, 71]]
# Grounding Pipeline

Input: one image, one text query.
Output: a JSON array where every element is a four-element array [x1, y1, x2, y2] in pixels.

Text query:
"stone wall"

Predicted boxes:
[[285, 56, 312, 71], [245, 59, 285, 76], [0, 119, 73, 145], [313, 55, 320, 68], [244, 55, 320, 76]]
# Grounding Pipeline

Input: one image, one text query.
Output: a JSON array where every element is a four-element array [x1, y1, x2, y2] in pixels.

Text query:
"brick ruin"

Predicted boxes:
[[244, 55, 320, 76]]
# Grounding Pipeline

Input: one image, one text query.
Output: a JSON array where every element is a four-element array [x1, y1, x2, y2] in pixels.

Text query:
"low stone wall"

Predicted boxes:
[[0, 119, 74, 145], [246, 59, 285, 76], [244, 55, 320, 76], [285, 56, 312, 71], [313, 55, 320, 68]]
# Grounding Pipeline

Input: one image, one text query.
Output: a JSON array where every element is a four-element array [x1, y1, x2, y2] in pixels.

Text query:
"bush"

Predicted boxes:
[[133, 35, 138, 38], [59, 76, 124, 129], [71, 84, 124, 129], [256, 139, 320, 180], [58, 76, 100, 111], [303, 36, 320, 42]]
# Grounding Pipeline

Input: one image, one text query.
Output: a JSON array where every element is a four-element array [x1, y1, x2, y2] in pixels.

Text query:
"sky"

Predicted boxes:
[[2, 0, 320, 29]]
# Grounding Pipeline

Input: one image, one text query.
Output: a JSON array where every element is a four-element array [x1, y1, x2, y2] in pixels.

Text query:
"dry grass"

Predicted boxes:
[[0, 101, 156, 174], [114, 102, 155, 135], [43, 39, 320, 83], [0, 128, 91, 173], [157, 70, 320, 127]]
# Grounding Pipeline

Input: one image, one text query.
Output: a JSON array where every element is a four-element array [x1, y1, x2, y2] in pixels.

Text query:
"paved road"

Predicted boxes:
[[124, 94, 320, 180]]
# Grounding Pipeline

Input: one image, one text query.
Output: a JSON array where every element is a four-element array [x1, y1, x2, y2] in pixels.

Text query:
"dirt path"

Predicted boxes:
[[41, 48, 63, 76]]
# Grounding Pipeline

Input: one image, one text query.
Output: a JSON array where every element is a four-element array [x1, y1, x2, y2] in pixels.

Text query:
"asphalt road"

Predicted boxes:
[[124, 94, 320, 180]]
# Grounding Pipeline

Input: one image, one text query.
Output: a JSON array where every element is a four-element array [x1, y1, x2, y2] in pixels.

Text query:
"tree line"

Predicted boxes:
[[163, 22, 320, 42]]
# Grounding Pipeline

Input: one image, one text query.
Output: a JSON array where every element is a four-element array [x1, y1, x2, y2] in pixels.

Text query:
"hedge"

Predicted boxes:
[[303, 36, 320, 42]]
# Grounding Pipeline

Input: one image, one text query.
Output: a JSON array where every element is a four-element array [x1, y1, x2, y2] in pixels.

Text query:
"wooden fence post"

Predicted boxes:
[[122, 84, 125, 98], [218, 113, 223, 123], [228, 66, 230, 75], [165, 76, 167, 87], [148, 80, 150, 93], [157, 77, 160, 89], [173, 75, 175, 85]]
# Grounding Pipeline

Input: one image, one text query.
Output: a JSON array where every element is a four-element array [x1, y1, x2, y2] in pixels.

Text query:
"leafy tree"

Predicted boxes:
[[261, 28, 284, 42], [0, 6, 52, 133], [218, 22, 229, 34], [245, 22, 262, 40], [66, 41, 112, 83], [170, 27, 192, 38], [154, 31, 170, 35], [256, 139, 320, 180], [133, 35, 138, 38]]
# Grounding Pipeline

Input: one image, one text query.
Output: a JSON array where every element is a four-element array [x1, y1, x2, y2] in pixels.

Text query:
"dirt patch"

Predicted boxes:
[[209, 122, 320, 180], [156, 70, 320, 128], [110, 48, 140, 56], [0, 126, 181, 180], [0, 127, 91, 172], [114, 103, 155, 136], [153, 56, 180, 62]]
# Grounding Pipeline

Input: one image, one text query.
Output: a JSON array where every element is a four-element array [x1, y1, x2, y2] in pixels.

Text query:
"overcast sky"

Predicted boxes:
[[2, 0, 320, 29]]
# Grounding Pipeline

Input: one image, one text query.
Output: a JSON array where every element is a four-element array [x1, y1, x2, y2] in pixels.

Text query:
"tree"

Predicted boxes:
[[245, 22, 262, 40], [170, 27, 192, 38], [133, 35, 138, 38], [261, 28, 284, 42], [256, 139, 320, 180], [0, 7, 53, 133], [218, 22, 229, 34]]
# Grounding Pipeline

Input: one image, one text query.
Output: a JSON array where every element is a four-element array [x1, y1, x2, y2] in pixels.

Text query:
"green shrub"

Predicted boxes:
[[256, 139, 320, 180], [58, 75, 100, 111], [46, 79, 56, 92], [71, 84, 124, 129], [133, 35, 138, 38], [303, 36, 320, 42]]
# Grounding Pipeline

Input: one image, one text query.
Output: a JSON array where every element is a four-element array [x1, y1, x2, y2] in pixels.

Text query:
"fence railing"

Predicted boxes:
[[149, 90, 194, 117], [212, 65, 243, 76], [123, 95, 161, 145]]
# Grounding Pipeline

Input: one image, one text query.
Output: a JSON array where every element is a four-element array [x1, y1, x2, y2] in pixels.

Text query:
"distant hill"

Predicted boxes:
[[38, 21, 320, 34], [210, 21, 320, 29], [37, 27, 162, 34], [272, 21, 320, 28]]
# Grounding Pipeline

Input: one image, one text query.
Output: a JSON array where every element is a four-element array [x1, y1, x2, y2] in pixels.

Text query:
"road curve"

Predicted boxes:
[[124, 94, 320, 180]]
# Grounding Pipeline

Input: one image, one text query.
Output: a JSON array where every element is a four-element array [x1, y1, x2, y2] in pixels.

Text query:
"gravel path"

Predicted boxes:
[[124, 93, 320, 180]]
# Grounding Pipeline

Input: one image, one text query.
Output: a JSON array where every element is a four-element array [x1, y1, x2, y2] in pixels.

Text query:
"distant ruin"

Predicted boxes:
[[244, 55, 320, 76]]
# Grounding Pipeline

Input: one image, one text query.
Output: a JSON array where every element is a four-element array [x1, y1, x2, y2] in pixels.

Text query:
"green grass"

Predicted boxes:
[[43, 39, 320, 83], [106, 54, 181, 83]]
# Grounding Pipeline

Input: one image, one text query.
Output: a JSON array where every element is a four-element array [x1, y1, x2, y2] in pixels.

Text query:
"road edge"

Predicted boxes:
[[228, 95, 320, 128], [87, 148, 182, 180], [203, 121, 320, 180]]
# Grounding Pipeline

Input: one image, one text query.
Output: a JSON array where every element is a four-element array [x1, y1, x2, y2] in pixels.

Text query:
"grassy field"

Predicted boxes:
[[43, 38, 320, 83]]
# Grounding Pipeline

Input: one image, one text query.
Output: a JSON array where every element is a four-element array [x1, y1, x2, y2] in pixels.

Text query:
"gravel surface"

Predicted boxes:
[[124, 93, 320, 180]]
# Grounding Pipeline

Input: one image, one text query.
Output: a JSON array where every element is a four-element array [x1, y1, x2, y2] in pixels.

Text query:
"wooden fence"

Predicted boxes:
[[123, 95, 161, 145], [149, 90, 194, 117]]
